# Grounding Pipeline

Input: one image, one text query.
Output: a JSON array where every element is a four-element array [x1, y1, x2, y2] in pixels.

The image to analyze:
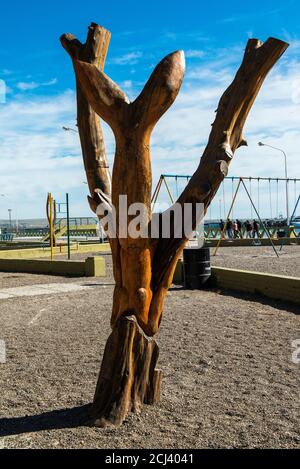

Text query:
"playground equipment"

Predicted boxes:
[[46, 194, 73, 259], [42, 218, 99, 241], [57, 194, 71, 260], [291, 194, 300, 227], [46, 193, 56, 261], [212, 178, 279, 257], [0, 233, 14, 242], [153, 175, 300, 224], [61, 22, 288, 427]]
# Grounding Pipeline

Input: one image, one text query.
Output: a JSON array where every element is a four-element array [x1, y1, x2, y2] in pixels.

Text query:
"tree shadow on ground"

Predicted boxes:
[[0, 404, 91, 437]]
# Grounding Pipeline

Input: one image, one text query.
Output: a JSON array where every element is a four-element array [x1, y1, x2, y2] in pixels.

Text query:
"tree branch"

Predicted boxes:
[[148, 37, 289, 334], [73, 61, 130, 130], [132, 50, 185, 132], [60, 23, 112, 199]]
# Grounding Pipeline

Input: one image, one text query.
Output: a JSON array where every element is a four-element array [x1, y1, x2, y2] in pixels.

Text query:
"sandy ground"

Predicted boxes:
[[0, 247, 300, 449]]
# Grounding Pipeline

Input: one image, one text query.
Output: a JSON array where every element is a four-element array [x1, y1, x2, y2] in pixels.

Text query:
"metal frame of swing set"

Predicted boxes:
[[291, 194, 300, 224], [152, 175, 280, 258], [213, 178, 279, 258], [153, 174, 300, 217], [152, 175, 175, 208]]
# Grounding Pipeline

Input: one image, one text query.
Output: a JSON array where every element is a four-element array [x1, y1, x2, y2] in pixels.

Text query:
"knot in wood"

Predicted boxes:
[[216, 160, 229, 178]]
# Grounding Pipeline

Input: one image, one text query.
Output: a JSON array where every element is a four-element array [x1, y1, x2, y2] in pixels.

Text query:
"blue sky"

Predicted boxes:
[[0, 0, 300, 221]]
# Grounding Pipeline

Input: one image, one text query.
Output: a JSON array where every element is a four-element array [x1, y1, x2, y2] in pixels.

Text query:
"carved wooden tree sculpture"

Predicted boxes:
[[61, 24, 288, 427]]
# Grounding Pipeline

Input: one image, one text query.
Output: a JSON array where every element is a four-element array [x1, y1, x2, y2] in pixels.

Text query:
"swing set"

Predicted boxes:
[[153, 174, 300, 221], [291, 194, 300, 225], [152, 174, 300, 257], [213, 178, 279, 258]]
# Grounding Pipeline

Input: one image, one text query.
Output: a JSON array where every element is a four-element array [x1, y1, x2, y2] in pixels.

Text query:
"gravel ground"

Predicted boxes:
[[212, 245, 300, 277], [0, 248, 300, 448], [0, 255, 300, 449]]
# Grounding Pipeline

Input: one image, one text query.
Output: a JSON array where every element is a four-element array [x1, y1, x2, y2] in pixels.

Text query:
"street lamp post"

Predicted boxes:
[[258, 142, 290, 226], [8, 209, 12, 230]]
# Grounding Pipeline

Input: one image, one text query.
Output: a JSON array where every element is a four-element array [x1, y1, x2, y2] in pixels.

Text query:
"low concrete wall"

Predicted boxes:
[[211, 267, 300, 305], [172, 260, 300, 305], [0, 256, 106, 277]]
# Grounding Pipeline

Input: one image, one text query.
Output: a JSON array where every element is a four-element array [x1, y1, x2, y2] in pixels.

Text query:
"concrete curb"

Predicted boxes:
[[0, 257, 106, 277], [211, 267, 300, 305], [173, 260, 300, 305]]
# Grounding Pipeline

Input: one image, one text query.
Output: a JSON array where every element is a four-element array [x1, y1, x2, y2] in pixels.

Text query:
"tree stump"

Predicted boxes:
[[88, 316, 162, 428]]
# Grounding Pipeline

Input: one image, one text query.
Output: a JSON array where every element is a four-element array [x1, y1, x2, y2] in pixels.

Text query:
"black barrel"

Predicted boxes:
[[183, 247, 211, 289]]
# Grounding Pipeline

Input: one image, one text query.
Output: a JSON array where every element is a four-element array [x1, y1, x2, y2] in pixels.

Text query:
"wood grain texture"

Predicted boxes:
[[88, 316, 161, 428], [61, 25, 288, 427], [74, 49, 185, 336], [149, 37, 289, 335], [60, 23, 112, 199]]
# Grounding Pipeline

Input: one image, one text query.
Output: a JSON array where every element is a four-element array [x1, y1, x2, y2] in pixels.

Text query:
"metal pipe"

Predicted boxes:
[[162, 174, 299, 182], [258, 143, 290, 226], [66, 193, 71, 260]]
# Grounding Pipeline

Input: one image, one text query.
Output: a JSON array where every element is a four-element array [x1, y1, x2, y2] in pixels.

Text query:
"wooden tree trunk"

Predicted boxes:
[[88, 316, 162, 427], [61, 23, 111, 198], [61, 25, 288, 427]]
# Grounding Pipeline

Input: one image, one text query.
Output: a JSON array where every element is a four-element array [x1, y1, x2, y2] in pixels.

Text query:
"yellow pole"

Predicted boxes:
[[49, 193, 54, 261], [212, 178, 242, 257]]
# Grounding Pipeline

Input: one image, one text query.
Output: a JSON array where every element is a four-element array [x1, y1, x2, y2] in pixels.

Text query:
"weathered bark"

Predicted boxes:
[[73, 50, 185, 337], [60, 24, 111, 198], [61, 25, 288, 427], [88, 316, 162, 427], [149, 37, 289, 335]]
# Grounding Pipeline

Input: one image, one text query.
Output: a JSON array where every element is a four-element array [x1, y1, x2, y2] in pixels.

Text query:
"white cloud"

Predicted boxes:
[[0, 69, 12, 76], [120, 80, 133, 89], [0, 79, 6, 103], [0, 91, 99, 219], [151, 51, 300, 219], [43, 78, 58, 86], [185, 50, 205, 59], [17, 81, 39, 91], [1, 45, 300, 221], [109, 52, 143, 65], [16, 78, 58, 91]]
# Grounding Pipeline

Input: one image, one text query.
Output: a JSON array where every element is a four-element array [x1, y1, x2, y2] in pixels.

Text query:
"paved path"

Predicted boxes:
[[0, 282, 113, 300]]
